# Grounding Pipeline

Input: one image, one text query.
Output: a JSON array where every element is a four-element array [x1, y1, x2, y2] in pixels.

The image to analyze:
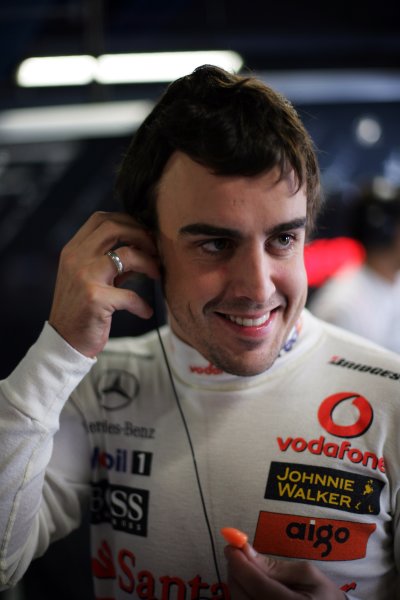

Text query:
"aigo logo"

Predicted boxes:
[[254, 511, 376, 561], [318, 392, 373, 439]]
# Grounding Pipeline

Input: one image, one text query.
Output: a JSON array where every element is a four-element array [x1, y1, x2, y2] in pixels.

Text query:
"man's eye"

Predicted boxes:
[[277, 234, 293, 246], [201, 239, 231, 253], [268, 233, 296, 252]]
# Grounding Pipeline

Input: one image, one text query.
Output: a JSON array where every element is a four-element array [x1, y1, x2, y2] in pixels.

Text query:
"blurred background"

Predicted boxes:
[[1, 0, 400, 598]]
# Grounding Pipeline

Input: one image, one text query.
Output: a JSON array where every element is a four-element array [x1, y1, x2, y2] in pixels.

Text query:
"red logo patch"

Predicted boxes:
[[318, 392, 373, 438], [254, 511, 376, 560]]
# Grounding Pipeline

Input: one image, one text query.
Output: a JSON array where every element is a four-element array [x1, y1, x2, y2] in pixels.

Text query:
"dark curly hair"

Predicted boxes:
[[116, 64, 321, 235]]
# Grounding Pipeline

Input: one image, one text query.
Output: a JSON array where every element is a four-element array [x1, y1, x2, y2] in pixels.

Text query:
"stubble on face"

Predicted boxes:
[[164, 278, 305, 377], [155, 152, 308, 377]]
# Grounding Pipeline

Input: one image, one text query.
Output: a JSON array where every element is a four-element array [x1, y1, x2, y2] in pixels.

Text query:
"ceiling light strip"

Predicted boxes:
[[0, 100, 155, 142], [16, 51, 244, 87]]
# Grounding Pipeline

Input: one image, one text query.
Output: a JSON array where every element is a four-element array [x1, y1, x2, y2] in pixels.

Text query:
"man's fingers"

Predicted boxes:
[[101, 285, 155, 320], [251, 555, 343, 594], [225, 547, 298, 600], [259, 558, 329, 588], [68, 211, 139, 244], [225, 547, 345, 600], [67, 211, 158, 259], [59, 236, 160, 289], [48, 211, 161, 356], [105, 246, 161, 283]]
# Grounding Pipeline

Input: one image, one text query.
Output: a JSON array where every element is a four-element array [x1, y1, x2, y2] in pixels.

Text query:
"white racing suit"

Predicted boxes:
[[1, 309, 400, 599]]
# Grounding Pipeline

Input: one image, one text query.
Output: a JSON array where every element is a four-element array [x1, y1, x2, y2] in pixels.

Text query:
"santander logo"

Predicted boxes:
[[318, 392, 373, 439]]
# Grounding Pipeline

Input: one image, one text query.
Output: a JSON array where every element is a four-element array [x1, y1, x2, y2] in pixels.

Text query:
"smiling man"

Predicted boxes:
[[1, 66, 400, 600], [157, 154, 308, 376]]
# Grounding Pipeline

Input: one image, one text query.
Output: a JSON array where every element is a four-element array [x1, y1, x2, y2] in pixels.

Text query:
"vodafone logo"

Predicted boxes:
[[189, 362, 223, 375], [318, 392, 373, 439], [276, 392, 383, 472]]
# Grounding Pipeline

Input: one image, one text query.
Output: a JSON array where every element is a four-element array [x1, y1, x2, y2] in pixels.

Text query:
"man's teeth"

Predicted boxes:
[[227, 314, 269, 327]]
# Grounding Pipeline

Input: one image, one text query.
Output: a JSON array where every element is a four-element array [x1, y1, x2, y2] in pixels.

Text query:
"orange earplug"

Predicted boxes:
[[220, 527, 248, 548]]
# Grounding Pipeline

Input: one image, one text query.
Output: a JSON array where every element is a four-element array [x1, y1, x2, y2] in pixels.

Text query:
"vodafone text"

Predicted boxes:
[[189, 362, 223, 375], [277, 436, 385, 472]]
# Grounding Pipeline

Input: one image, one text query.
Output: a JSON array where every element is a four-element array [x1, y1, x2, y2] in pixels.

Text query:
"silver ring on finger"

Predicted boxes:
[[106, 250, 124, 276]]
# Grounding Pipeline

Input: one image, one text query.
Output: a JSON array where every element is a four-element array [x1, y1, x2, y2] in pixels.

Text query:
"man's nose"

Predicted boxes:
[[230, 245, 276, 303]]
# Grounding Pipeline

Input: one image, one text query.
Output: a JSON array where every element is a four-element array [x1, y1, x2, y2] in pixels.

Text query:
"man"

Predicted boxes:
[[0, 65, 399, 599], [309, 178, 400, 353]]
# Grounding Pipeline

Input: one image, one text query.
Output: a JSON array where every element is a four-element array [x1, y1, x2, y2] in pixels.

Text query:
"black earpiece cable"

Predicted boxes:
[[151, 285, 222, 584]]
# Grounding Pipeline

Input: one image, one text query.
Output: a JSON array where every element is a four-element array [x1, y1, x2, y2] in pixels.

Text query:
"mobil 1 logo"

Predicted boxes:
[[91, 447, 153, 476]]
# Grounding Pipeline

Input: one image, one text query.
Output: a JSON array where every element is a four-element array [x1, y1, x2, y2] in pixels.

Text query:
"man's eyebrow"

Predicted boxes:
[[179, 217, 307, 238], [179, 223, 243, 238], [269, 217, 307, 235]]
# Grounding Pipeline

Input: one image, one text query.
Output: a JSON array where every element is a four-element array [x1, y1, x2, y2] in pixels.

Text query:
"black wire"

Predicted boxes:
[[154, 319, 222, 584]]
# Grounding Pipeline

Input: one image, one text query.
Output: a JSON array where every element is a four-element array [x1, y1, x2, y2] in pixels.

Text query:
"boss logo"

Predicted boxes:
[[90, 480, 149, 536]]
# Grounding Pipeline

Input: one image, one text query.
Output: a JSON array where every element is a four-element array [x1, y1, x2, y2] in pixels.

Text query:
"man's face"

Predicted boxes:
[[156, 152, 308, 376]]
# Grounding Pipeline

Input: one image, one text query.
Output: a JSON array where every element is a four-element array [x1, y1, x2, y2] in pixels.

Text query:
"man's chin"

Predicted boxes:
[[211, 353, 278, 377]]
